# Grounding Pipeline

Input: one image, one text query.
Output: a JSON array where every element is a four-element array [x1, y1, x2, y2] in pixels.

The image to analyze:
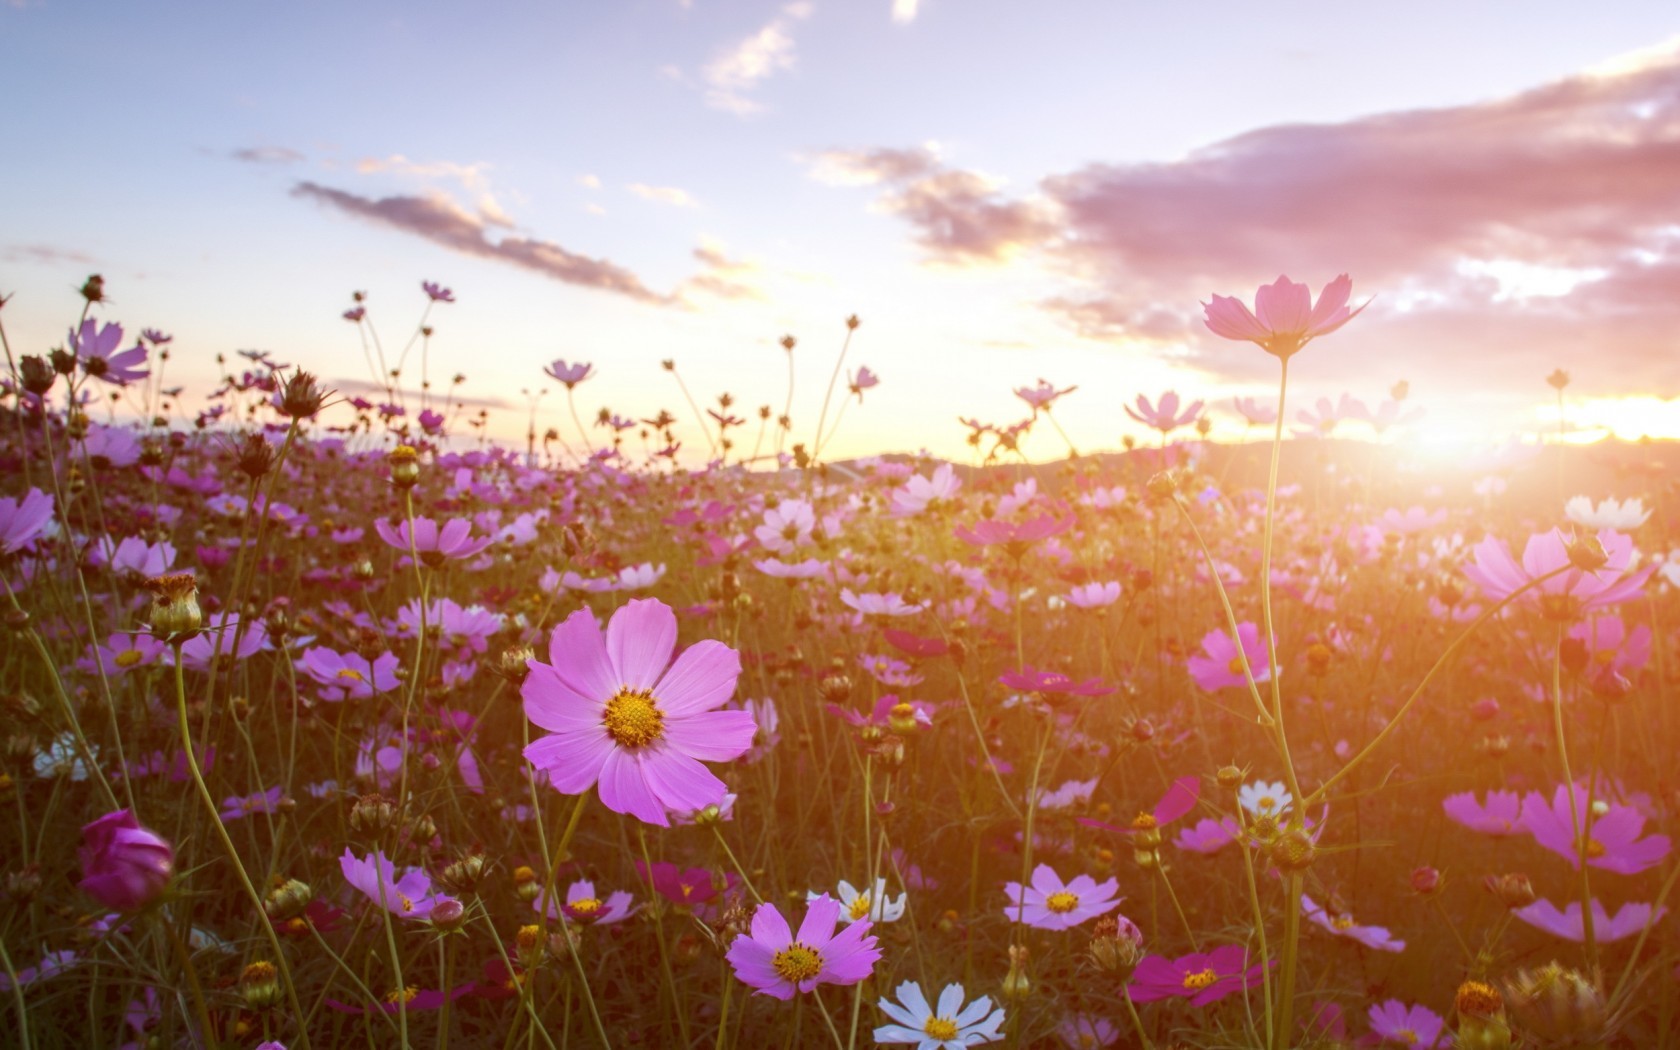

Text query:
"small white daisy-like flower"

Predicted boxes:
[[1564, 496, 1650, 532], [1238, 780, 1293, 818], [809, 877, 906, 925], [874, 981, 1006, 1049]]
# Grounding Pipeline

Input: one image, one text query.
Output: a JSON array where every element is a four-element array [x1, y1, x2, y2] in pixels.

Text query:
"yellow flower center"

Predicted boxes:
[[1182, 967, 1218, 991], [1584, 839, 1606, 859], [923, 1016, 960, 1040], [1396, 1030, 1418, 1045], [384, 986, 420, 1004], [1044, 891, 1079, 914], [848, 894, 872, 921], [568, 897, 602, 916], [1131, 812, 1157, 830], [1227, 656, 1247, 675], [115, 650, 143, 668], [890, 702, 914, 719], [771, 942, 823, 983], [603, 689, 665, 749], [337, 668, 366, 681], [1256, 795, 1276, 812], [398, 894, 414, 913], [1332, 916, 1354, 930]]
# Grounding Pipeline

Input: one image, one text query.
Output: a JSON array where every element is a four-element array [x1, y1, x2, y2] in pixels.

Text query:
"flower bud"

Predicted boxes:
[[1456, 978, 1513, 1049], [1000, 944, 1032, 1002], [1565, 535, 1608, 572], [887, 702, 920, 735], [1269, 827, 1316, 873], [515, 924, 546, 969], [1502, 963, 1610, 1048], [388, 445, 420, 489], [1086, 915, 1145, 978], [143, 573, 202, 640], [349, 793, 397, 836], [513, 865, 541, 903], [19, 355, 55, 397], [430, 897, 466, 932], [77, 809, 174, 912], [1484, 873, 1537, 909], [1410, 866, 1442, 896], [240, 960, 282, 1010], [438, 853, 487, 895], [264, 878, 314, 922]]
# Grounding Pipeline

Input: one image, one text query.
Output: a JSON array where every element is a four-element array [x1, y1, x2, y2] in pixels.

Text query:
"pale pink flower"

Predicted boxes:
[[1203, 274, 1367, 360]]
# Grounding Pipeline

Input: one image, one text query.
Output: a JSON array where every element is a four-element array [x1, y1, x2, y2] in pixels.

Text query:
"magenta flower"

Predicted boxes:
[[301, 647, 402, 701], [634, 861, 730, 907], [340, 847, 449, 920], [70, 319, 150, 385], [1202, 274, 1367, 360], [1514, 897, 1664, 943], [219, 786, 285, 822], [1367, 1000, 1447, 1048], [1461, 528, 1652, 618], [997, 667, 1114, 699], [78, 810, 174, 911], [1002, 864, 1122, 931], [0, 488, 54, 555], [1441, 790, 1523, 836], [534, 879, 634, 925], [954, 512, 1075, 551], [1064, 581, 1122, 609], [725, 895, 881, 1000], [1080, 776, 1200, 837], [1174, 817, 1241, 854], [1125, 391, 1203, 434], [1302, 895, 1404, 952], [839, 590, 926, 617], [1128, 945, 1268, 1006], [1521, 784, 1670, 875], [544, 359, 595, 387], [1187, 623, 1270, 692], [374, 516, 494, 567], [521, 599, 756, 826], [421, 280, 455, 302]]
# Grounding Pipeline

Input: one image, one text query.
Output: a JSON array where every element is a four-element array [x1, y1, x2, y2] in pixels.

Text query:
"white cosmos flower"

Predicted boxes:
[[874, 981, 1005, 1049], [1565, 496, 1650, 531], [809, 877, 906, 925], [1238, 780, 1293, 818]]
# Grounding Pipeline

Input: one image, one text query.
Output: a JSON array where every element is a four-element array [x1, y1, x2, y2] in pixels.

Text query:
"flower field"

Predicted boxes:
[[1, 274, 1677, 1049]]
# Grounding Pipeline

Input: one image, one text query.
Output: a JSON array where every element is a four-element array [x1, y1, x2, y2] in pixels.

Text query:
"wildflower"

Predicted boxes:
[[1231, 396, 1277, 426], [1002, 864, 1122, 931], [1367, 1000, 1448, 1047], [634, 861, 728, 907], [1302, 894, 1405, 952], [521, 599, 755, 826], [1202, 274, 1367, 360], [534, 879, 634, 925], [848, 366, 879, 399], [996, 667, 1114, 699], [1063, 581, 1121, 609], [1055, 1014, 1119, 1048], [374, 516, 494, 567], [1502, 963, 1616, 1047], [1238, 780, 1293, 820], [300, 647, 402, 701], [339, 847, 450, 920], [78, 810, 174, 911], [1461, 528, 1651, 618], [1513, 897, 1665, 942], [220, 786, 285, 822], [874, 981, 1006, 1048], [810, 877, 906, 925], [889, 464, 962, 517], [70, 320, 149, 385], [954, 512, 1076, 552], [0, 488, 53, 556], [1520, 784, 1670, 874], [1015, 379, 1076, 412], [1442, 790, 1524, 836], [1079, 776, 1201, 844], [0, 950, 78, 992], [840, 590, 927, 617], [1187, 622, 1271, 691], [724, 895, 881, 999], [1127, 945, 1269, 1005], [1125, 391, 1203, 434], [421, 280, 455, 302], [544, 359, 594, 388], [1564, 496, 1650, 531], [1174, 817, 1241, 854]]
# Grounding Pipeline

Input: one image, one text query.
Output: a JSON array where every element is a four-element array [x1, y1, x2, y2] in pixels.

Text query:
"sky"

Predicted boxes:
[[4, 1, 1680, 465]]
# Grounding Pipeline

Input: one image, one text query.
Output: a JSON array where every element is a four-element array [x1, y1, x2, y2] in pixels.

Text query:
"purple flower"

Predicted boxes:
[[1187, 622, 1270, 692], [521, 599, 756, 827], [544, 359, 594, 387], [0, 950, 78, 992], [534, 879, 634, 925], [1014, 379, 1076, 411], [340, 847, 449, 920], [1302, 895, 1404, 952], [1462, 528, 1652, 617], [997, 667, 1114, 699], [1125, 391, 1203, 434], [1367, 1000, 1447, 1048], [1521, 784, 1670, 874], [1514, 897, 1665, 943], [954, 513, 1075, 550], [1128, 945, 1268, 1006], [374, 516, 494, 567], [725, 895, 881, 999], [78, 810, 174, 911], [219, 786, 285, 822], [301, 647, 402, 701], [1002, 864, 1122, 931], [1174, 817, 1241, 854], [1442, 790, 1524, 836], [0, 488, 54, 555], [70, 320, 149, 385], [421, 280, 455, 302]]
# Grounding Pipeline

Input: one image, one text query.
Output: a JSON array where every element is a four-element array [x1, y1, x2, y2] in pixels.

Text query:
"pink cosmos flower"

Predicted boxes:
[[840, 590, 926, 617], [1441, 790, 1524, 836], [70, 319, 150, 385], [1002, 864, 1122, 930], [1302, 895, 1404, 952], [0, 488, 54, 555], [1461, 528, 1652, 617], [1174, 817, 1241, 854], [954, 512, 1075, 551], [1202, 274, 1367, 360], [219, 786, 285, 822], [301, 647, 402, 701], [1231, 396, 1277, 426], [1377, 506, 1447, 536], [1567, 616, 1651, 675], [374, 516, 494, 567], [725, 895, 881, 1000], [534, 879, 634, 925], [1187, 622, 1271, 691], [634, 861, 731, 907], [889, 464, 962, 517], [1125, 391, 1203, 434], [848, 366, 879, 398], [998, 667, 1114, 699], [421, 280, 455, 302], [1015, 379, 1076, 411], [1128, 945, 1268, 1006], [1056, 1014, 1119, 1048], [1064, 581, 1122, 609], [521, 599, 756, 827], [1513, 897, 1665, 943], [1520, 784, 1670, 875], [340, 847, 450, 920], [78, 810, 174, 911], [1367, 1000, 1447, 1048], [0, 950, 78, 992], [544, 359, 594, 387], [1080, 776, 1200, 838]]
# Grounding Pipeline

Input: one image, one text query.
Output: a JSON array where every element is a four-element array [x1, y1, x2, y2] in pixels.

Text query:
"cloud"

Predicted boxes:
[[292, 182, 671, 306], [628, 183, 698, 208], [3, 244, 95, 266], [677, 238, 765, 302], [813, 49, 1680, 386], [577, 174, 602, 189], [231, 146, 305, 165], [703, 2, 813, 115], [355, 154, 491, 192]]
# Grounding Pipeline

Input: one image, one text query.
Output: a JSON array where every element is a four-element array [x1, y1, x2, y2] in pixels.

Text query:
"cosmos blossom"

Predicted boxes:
[[724, 895, 881, 1000], [1187, 623, 1271, 692], [1125, 391, 1203, 433], [1366, 1000, 1448, 1048], [521, 599, 756, 827], [1460, 528, 1652, 617], [1202, 274, 1367, 360], [340, 848, 452, 920], [0, 487, 54, 555], [1127, 945, 1269, 1006], [374, 516, 494, 567], [1441, 790, 1524, 836], [873, 981, 1006, 1049], [1002, 864, 1122, 931], [534, 879, 635, 925], [808, 877, 906, 925], [1513, 897, 1666, 942], [1301, 895, 1405, 952], [1080, 776, 1199, 837], [1520, 784, 1670, 875]]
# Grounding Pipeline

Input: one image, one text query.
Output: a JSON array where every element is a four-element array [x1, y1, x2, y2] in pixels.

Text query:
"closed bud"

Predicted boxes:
[[429, 897, 466, 932], [50, 348, 77, 376], [887, 701, 920, 735], [19, 355, 55, 397], [388, 445, 420, 488], [1269, 827, 1316, 872], [236, 433, 277, 479], [143, 573, 203, 640], [1131, 847, 1159, 870], [1502, 963, 1611, 1048], [1484, 873, 1537, 909], [240, 961, 282, 1010], [79, 274, 106, 304], [349, 793, 397, 836], [1410, 866, 1442, 896], [264, 878, 313, 922], [438, 853, 487, 895], [817, 673, 852, 704], [1145, 471, 1180, 499], [1000, 945, 1031, 1002], [1216, 765, 1244, 790], [1086, 915, 1145, 978]]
